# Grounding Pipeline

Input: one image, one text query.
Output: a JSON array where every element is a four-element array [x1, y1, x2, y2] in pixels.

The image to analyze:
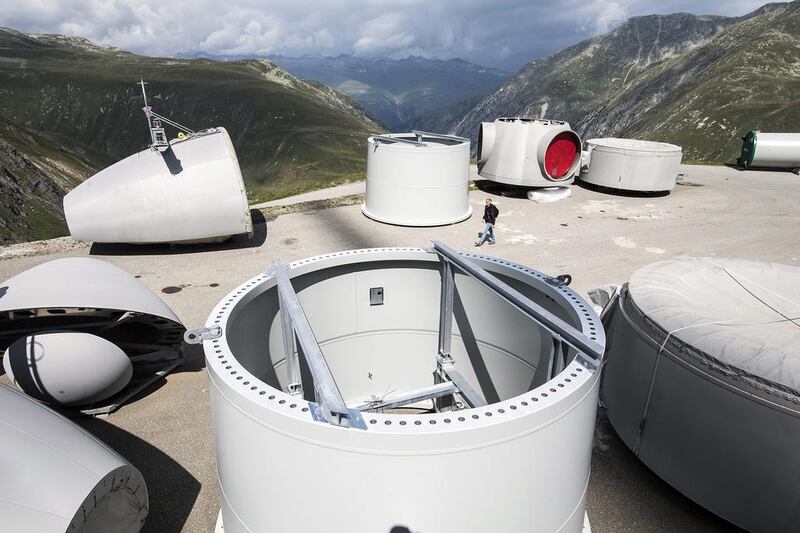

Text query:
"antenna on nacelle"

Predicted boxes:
[[138, 78, 195, 152]]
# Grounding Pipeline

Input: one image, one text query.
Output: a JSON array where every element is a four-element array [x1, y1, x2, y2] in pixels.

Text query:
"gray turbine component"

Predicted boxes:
[[200, 247, 605, 533], [4, 332, 133, 406], [64, 127, 252, 244], [0, 383, 148, 532], [580, 138, 682, 192], [362, 132, 472, 226], [0, 257, 185, 356], [601, 257, 800, 533], [477, 117, 582, 187], [738, 131, 800, 169]]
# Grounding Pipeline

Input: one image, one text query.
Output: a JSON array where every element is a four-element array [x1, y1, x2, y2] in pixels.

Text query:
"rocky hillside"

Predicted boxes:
[[266, 54, 508, 130], [448, 2, 798, 163], [0, 119, 103, 242], [0, 28, 381, 243]]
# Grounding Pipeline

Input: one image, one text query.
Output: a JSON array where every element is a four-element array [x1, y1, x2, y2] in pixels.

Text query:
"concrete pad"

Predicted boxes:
[[1, 164, 796, 532]]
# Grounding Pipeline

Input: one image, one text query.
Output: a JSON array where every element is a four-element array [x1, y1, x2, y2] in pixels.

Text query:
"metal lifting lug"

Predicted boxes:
[[184, 326, 222, 344], [545, 274, 572, 287]]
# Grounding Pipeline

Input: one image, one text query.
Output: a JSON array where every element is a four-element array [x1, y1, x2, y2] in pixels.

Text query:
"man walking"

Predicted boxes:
[[474, 198, 499, 246]]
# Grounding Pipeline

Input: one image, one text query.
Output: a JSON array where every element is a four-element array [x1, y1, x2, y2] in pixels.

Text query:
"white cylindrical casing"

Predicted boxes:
[[362, 134, 472, 226], [477, 118, 582, 187], [477, 122, 496, 165], [738, 131, 800, 169], [0, 384, 148, 532], [64, 128, 252, 244], [581, 138, 682, 192], [4, 332, 133, 406], [602, 258, 800, 533], [202, 248, 605, 533]]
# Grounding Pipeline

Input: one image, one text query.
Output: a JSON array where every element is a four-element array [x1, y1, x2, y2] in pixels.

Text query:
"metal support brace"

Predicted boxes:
[[411, 130, 470, 143], [273, 261, 366, 430], [355, 382, 458, 412], [434, 255, 487, 409], [431, 241, 604, 368], [437, 355, 487, 408], [551, 339, 567, 379], [372, 135, 427, 147], [438, 260, 455, 358], [275, 263, 302, 397]]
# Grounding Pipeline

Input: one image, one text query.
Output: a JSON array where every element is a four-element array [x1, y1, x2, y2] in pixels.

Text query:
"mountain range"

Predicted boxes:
[[2, 2, 799, 244], [265, 54, 509, 130], [0, 29, 380, 243], [446, 2, 798, 163]]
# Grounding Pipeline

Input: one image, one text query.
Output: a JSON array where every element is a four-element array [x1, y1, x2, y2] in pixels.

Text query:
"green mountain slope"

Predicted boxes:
[[450, 2, 798, 163], [620, 3, 800, 161], [0, 28, 381, 243]]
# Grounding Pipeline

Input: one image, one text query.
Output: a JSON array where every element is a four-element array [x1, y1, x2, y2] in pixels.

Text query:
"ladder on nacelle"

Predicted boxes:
[[138, 79, 195, 152]]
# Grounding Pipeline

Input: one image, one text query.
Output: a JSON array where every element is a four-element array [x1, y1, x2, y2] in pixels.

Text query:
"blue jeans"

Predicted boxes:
[[476, 222, 495, 245]]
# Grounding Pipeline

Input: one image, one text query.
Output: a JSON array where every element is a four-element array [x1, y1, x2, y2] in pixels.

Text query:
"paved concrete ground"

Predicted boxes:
[[1, 164, 798, 532]]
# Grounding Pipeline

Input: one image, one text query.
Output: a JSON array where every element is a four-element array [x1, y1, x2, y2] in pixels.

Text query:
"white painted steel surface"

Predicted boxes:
[[0, 384, 148, 532], [581, 138, 682, 192], [362, 134, 472, 226], [0, 257, 185, 355], [0, 257, 181, 324], [4, 332, 133, 406], [64, 128, 252, 244], [602, 258, 800, 533], [477, 118, 582, 187], [528, 187, 573, 203], [745, 132, 800, 168], [202, 247, 605, 533]]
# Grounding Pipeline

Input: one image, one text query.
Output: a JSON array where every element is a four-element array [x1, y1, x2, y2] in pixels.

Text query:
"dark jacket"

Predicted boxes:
[[483, 203, 499, 224]]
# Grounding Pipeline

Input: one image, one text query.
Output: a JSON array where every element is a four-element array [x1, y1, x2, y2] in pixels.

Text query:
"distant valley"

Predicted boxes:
[[183, 52, 510, 130], [268, 55, 509, 130]]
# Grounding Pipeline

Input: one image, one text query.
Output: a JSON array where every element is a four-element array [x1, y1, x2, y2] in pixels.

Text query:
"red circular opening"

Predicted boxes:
[[544, 132, 579, 179]]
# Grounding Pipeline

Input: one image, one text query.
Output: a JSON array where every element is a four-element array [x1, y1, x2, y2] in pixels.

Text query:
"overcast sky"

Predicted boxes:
[[0, 0, 770, 71]]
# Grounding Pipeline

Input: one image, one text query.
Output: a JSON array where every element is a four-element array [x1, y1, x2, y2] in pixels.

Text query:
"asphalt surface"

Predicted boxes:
[[1, 164, 797, 532]]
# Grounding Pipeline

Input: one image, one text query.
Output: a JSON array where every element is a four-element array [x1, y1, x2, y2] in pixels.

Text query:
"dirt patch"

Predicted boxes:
[[259, 194, 365, 221], [0, 236, 88, 261]]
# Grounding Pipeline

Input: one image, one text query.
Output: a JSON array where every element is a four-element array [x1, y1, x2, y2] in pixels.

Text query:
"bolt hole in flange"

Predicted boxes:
[[205, 247, 604, 533]]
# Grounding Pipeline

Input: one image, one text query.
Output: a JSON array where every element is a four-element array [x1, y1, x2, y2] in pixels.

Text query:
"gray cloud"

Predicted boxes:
[[0, 0, 770, 70]]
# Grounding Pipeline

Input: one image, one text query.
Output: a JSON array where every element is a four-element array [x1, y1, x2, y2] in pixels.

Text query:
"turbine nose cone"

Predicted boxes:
[[61, 128, 251, 244], [63, 180, 98, 242]]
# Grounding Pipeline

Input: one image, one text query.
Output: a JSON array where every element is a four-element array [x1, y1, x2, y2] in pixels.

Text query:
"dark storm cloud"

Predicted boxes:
[[0, 0, 770, 70]]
